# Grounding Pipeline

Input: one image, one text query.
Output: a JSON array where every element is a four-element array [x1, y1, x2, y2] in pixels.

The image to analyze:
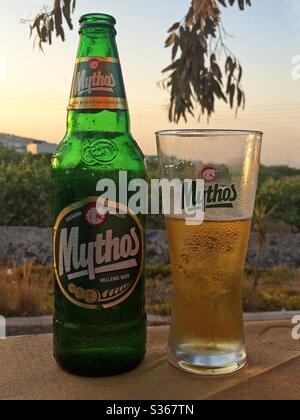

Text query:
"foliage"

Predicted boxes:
[[251, 170, 300, 287], [146, 263, 171, 279], [22, 0, 76, 51], [258, 165, 300, 187], [252, 202, 277, 289], [0, 146, 52, 227], [24, 1, 251, 122], [242, 267, 300, 312], [0, 262, 53, 317], [163, 0, 251, 122], [1, 146, 300, 230], [257, 176, 300, 231], [0, 262, 299, 317], [0, 145, 26, 164]]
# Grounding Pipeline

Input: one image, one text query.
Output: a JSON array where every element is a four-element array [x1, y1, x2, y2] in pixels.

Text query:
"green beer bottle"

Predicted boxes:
[[51, 13, 146, 376]]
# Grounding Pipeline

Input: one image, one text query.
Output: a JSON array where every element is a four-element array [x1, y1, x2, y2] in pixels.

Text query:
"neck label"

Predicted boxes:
[[68, 57, 128, 110]]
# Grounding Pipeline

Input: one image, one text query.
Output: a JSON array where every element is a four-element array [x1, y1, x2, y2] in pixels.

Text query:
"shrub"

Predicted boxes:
[[0, 262, 53, 317]]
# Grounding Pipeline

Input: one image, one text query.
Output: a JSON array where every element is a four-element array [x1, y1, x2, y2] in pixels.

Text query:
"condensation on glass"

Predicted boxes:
[[157, 129, 263, 376]]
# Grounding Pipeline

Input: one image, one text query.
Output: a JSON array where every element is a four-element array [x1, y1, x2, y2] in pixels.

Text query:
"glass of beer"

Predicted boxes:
[[156, 130, 262, 375]]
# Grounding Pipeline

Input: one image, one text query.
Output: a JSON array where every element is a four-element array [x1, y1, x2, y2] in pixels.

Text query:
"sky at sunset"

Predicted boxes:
[[0, 0, 299, 166]]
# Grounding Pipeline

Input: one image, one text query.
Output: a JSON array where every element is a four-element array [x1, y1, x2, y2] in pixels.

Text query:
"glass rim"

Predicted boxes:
[[156, 129, 263, 138]]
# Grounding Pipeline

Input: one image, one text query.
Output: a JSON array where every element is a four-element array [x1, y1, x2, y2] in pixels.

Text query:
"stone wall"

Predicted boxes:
[[0, 226, 52, 266], [0, 226, 299, 268]]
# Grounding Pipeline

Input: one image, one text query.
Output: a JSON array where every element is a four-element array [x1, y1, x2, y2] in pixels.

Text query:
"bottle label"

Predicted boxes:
[[68, 57, 128, 110], [53, 197, 144, 310]]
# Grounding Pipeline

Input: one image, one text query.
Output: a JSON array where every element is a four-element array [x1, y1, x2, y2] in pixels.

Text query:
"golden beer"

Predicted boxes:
[[165, 217, 251, 374], [157, 129, 262, 375]]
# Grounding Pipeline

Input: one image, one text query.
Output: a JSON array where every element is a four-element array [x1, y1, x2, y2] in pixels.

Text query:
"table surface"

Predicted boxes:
[[1, 320, 299, 400]]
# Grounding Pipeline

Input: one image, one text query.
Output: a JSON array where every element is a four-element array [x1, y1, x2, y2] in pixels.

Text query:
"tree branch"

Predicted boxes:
[[22, 0, 76, 51], [163, 0, 251, 123]]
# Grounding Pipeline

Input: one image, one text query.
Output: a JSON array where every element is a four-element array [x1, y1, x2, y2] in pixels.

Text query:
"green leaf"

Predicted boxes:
[[213, 79, 227, 102], [172, 38, 179, 61], [238, 64, 243, 83], [237, 87, 243, 107], [168, 22, 180, 33], [162, 60, 180, 73], [165, 32, 177, 48], [229, 84, 235, 108], [62, 0, 73, 30]]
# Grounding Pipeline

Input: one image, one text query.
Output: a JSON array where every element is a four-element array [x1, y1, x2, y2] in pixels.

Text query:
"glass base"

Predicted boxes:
[[168, 346, 247, 376]]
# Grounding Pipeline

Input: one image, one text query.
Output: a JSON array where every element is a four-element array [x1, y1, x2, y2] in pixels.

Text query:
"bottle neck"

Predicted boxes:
[[67, 27, 130, 134]]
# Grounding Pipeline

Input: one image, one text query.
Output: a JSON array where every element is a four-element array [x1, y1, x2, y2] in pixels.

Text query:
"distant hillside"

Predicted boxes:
[[0, 133, 53, 153]]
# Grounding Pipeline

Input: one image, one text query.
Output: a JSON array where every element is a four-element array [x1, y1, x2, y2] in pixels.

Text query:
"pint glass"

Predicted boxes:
[[156, 130, 262, 375]]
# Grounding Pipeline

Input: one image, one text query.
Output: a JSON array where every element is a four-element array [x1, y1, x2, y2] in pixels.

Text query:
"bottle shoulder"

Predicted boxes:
[[51, 131, 145, 175]]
